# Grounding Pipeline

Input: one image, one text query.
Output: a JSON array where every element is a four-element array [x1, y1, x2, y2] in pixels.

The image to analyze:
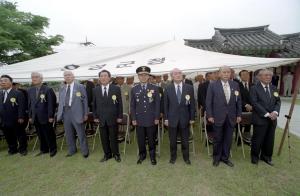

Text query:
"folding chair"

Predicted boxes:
[[84, 112, 100, 151], [159, 117, 165, 144], [24, 121, 38, 151], [198, 107, 203, 141], [236, 112, 252, 159], [202, 112, 214, 156], [117, 113, 130, 155], [176, 124, 196, 156]]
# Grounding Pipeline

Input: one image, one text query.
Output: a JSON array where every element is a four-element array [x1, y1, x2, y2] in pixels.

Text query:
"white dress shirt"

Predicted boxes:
[[221, 80, 231, 101], [3, 88, 12, 103], [101, 84, 110, 96], [66, 81, 74, 106]]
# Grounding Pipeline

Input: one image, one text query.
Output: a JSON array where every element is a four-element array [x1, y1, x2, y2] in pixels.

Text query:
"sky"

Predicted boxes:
[[14, 0, 300, 48]]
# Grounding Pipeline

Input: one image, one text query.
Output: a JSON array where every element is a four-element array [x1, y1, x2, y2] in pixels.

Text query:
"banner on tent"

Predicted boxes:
[[62, 57, 166, 71]]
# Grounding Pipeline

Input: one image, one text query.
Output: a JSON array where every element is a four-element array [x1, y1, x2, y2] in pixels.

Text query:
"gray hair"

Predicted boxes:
[[258, 69, 273, 76], [31, 72, 43, 79], [219, 65, 231, 72], [170, 68, 182, 76], [63, 70, 74, 76]]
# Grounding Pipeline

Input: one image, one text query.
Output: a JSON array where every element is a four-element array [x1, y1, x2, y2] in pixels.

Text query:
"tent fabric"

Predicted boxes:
[[1, 40, 299, 82]]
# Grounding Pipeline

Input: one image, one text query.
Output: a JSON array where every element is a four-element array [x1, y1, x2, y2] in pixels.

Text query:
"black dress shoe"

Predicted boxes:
[[50, 150, 57, 157], [137, 158, 144, 164], [251, 159, 258, 165], [151, 159, 157, 165], [184, 159, 191, 165], [222, 160, 234, 167], [35, 152, 46, 157], [83, 153, 89, 158], [100, 156, 112, 162], [264, 160, 274, 166], [66, 153, 75, 157], [213, 160, 219, 167], [20, 151, 28, 156], [169, 159, 176, 164], [114, 155, 121, 162]]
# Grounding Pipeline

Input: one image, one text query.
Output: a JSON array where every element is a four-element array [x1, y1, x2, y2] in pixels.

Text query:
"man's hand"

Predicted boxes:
[[189, 120, 195, 124], [236, 117, 242, 124], [154, 119, 159, 125], [49, 118, 54, 123], [208, 117, 214, 123], [117, 118, 122, 123], [164, 120, 169, 126], [18, 118, 24, 124], [132, 120, 137, 126], [269, 112, 278, 121], [29, 118, 33, 124], [245, 104, 252, 112], [94, 118, 100, 123]]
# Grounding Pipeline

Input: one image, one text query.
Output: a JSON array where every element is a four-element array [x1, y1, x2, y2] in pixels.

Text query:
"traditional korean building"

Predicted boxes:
[[184, 25, 300, 95]]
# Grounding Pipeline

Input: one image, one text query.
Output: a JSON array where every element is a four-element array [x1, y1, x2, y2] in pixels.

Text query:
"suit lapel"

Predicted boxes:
[[257, 83, 269, 103], [171, 82, 179, 105], [72, 83, 77, 104], [217, 80, 227, 105], [107, 84, 112, 100], [181, 84, 187, 105], [35, 85, 44, 105], [228, 81, 235, 104]]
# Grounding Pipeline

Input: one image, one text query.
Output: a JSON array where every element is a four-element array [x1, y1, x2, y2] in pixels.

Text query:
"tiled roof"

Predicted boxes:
[[184, 25, 300, 58]]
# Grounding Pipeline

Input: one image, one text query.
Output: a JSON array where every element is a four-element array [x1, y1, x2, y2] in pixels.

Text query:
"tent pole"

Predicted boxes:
[[277, 76, 300, 156]]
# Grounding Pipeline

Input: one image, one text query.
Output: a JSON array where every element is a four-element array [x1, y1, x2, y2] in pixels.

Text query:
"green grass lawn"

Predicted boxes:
[[0, 124, 299, 196]]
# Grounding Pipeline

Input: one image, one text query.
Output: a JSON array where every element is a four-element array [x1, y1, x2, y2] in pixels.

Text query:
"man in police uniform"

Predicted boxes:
[[130, 66, 160, 165]]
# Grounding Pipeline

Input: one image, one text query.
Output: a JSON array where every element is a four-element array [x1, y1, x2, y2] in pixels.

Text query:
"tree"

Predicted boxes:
[[0, 1, 64, 64]]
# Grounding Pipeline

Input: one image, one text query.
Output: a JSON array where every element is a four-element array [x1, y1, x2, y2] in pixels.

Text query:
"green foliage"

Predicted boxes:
[[0, 1, 63, 64]]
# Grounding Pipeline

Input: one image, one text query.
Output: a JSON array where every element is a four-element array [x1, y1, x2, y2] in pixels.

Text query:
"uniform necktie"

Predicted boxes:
[[176, 84, 181, 103], [65, 85, 70, 106], [223, 83, 230, 103]]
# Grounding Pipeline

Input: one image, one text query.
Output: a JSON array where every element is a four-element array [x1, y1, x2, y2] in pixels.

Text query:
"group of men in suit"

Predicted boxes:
[[0, 66, 281, 167], [197, 67, 280, 167]]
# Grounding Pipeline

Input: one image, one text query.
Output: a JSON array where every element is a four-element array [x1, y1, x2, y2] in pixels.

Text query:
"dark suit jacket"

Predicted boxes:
[[85, 81, 95, 109], [27, 85, 57, 124], [197, 81, 209, 110], [0, 89, 26, 127], [164, 82, 195, 128], [184, 79, 193, 86], [205, 80, 242, 127], [158, 86, 164, 114], [250, 82, 281, 125], [239, 81, 252, 112], [130, 83, 160, 127], [93, 84, 123, 127]]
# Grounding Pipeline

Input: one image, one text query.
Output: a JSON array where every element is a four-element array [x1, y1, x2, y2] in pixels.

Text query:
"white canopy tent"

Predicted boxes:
[[1, 40, 299, 82]]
